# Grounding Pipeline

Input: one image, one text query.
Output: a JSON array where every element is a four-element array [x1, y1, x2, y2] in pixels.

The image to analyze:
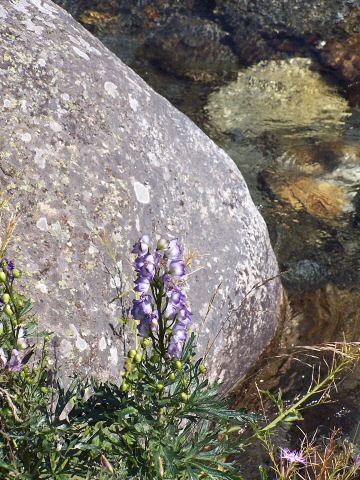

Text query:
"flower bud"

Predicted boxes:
[[174, 360, 182, 370], [180, 392, 188, 402], [0, 271, 6, 282], [121, 381, 129, 392], [155, 383, 164, 391], [199, 365, 207, 375], [2, 293, 10, 304], [40, 387, 48, 394], [12, 269, 21, 279], [156, 238, 168, 250], [141, 338, 151, 348], [134, 353, 142, 364], [169, 372, 176, 381], [128, 349, 137, 358], [4, 305, 12, 317]]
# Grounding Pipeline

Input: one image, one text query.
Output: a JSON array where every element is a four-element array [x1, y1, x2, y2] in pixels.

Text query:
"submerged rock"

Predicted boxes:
[[0, 0, 283, 390], [205, 57, 350, 141]]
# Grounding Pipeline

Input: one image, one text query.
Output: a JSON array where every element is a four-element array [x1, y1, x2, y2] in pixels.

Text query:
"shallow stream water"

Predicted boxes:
[[54, 0, 360, 464]]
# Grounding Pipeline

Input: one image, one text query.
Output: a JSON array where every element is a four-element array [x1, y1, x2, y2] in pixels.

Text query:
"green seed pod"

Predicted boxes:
[[174, 360, 182, 370], [4, 304, 12, 317], [134, 353, 142, 364], [0, 271, 6, 282], [2, 293, 10, 304], [182, 378, 187, 386], [155, 383, 164, 392], [128, 349, 137, 358], [40, 387, 48, 394], [169, 372, 176, 381], [141, 338, 151, 348], [199, 365, 207, 375], [121, 381, 129, 392], [180, 392, 188, 402], [12, 269, 21, 279], [44, 336, 51, 343]]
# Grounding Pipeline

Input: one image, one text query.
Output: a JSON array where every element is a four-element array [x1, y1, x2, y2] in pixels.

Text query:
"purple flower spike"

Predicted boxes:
[[131, 234, 150, 257], [280, 448, 307, 465], [8, 349, 24, 373]]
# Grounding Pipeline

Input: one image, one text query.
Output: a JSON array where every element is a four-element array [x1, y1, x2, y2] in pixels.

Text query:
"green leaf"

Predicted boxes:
[[259, 465, 268, 480]]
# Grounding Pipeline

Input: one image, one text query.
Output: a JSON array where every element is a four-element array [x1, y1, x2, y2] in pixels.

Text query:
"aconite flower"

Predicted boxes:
[[131, 235, 192, 358]]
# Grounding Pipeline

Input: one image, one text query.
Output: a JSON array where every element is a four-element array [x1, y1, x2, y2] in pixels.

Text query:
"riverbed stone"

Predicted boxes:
[[205, 58, 350, 142], [0, 0, 283, 390]]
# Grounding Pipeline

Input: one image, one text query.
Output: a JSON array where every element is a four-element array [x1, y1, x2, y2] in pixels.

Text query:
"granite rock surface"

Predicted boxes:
[[0, 0, 283, 390]]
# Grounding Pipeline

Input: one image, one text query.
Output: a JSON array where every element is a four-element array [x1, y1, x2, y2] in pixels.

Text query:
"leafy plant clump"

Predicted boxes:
[[0, 227, 359, 480]]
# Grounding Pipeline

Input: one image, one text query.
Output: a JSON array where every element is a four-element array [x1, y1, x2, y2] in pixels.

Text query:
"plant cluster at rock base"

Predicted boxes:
[[0, 229, 358, 479]]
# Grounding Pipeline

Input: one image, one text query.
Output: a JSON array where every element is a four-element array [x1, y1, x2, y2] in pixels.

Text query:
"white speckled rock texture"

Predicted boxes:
[[0, 0, 283, 390]]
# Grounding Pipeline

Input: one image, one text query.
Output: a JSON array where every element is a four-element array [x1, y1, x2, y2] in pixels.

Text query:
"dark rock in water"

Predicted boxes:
[[282, 259, 330, 291], [0, 0, 283, 390], [320, 36, 360, 83], [319, 35, 360, 106], [215, 0, 360, 64], [53, 0, 238, 81]]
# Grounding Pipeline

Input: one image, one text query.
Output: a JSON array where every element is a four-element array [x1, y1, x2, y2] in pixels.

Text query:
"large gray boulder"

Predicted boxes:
[[0, 0, 283, 390]]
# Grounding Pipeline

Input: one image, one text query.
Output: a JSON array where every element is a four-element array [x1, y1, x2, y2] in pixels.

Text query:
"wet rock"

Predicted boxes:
[[54, 0, 238, 81], [205, 58, 350, 141], [320, 36, 360, 83], [0, 0, 283, 390], [319, 36, 360, 106], [215, 0, 359, 55], [258, 143, 360, 223]]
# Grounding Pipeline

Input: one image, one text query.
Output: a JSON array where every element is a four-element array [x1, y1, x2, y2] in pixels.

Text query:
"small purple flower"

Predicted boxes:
[[176, 307, 193, 326], [8, 349, 24, 373], [131, 234, 150, 257], [355, 455, 360, 466], [280, 448, 307, 465], [169, 287, 186, 306], [168, 339, 183, 359], [0, 347, 7, 368], [138, 310, 159, 337], [15, 326, 30, 350], [134, 275, 151, 293], [131, 295, 153, 320], [168, 260, 186, 278], [5, 258, 15, 272], [164, 239, 182, 260], [172, 323, 187, 342], [162, 300, 176, 319]]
